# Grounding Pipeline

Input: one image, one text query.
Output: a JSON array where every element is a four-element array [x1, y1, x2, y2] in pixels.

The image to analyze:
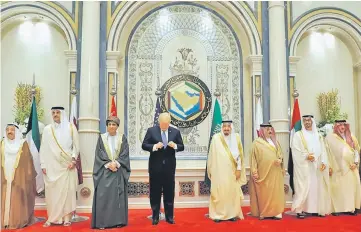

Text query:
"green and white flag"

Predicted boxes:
[[26, 97, 44, 193], [204, 98, 222, 187]]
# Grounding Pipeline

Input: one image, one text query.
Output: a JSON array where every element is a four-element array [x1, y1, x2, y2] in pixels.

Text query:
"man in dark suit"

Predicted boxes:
[[142, 112, 184, 225]]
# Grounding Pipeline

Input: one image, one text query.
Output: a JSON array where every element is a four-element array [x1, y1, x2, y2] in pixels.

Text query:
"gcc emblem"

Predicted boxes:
[[160, 74, 212, 128]]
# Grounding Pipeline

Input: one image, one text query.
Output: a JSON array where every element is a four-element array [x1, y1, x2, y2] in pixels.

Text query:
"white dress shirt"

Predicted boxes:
[[152, 128, 178, 151], [104, 133, 121, 169]]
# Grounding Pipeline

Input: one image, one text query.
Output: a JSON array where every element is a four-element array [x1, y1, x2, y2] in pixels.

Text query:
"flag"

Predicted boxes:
[[153, 97, 161, 126], [204, 98, 222, 187], [255, 97, 263, 136], [110, 96, 117, 116], [288, 98, 302, 195], [25, 97, 44, 193], [70, 96, 83, 185]]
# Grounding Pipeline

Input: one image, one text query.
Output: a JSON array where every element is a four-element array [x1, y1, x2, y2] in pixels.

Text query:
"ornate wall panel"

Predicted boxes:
[[126, 4, 242, 158]]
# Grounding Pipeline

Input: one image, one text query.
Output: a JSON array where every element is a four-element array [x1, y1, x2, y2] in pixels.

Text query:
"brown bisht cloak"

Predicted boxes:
[[249, 138, 285, 218], [91, 134, 131, 229], [1, 141, 37, 229]]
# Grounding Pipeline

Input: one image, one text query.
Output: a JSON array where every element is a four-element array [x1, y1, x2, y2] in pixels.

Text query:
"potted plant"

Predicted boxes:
[[316, 89, 347, 137], [13, 83, 45, 135]]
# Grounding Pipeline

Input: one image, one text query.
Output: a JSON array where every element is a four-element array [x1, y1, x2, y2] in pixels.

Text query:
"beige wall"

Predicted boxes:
[[1, 21, 70, 131], [296, 32, 356, 132], [291, 1, 361, 22]]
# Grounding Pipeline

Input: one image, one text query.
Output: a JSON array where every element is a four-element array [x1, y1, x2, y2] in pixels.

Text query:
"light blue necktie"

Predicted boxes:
[[161, 131, 167, 149]]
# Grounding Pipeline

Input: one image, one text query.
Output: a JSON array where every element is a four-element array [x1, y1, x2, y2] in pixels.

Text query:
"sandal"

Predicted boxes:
[[43, 221, 51, 227], [64, 221, 72, 227]]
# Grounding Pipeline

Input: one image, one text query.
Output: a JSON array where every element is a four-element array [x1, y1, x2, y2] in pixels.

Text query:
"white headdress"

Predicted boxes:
[[51, 107, 72, 149], [221, 120, 239, 157], [301, 115, 321, 158], [3, 123, 24, 179]]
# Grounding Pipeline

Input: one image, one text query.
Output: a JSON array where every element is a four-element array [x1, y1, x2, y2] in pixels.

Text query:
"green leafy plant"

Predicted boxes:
[[13, 83, 44, 124], [316, 89, 347, 127]]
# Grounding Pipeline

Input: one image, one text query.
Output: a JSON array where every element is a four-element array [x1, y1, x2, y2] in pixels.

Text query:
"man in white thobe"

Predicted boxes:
[[291, 115, 332, 218], [326, 119, 360, 216], [40, 106, 79, 227], [207, 120, 246, 222]]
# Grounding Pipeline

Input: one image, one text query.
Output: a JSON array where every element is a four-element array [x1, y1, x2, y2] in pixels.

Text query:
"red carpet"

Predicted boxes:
[[9, 208, 361, 232]]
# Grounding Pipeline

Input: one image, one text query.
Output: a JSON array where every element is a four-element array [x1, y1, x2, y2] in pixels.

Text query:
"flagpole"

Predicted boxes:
[[70, 84, 88, 223], [110, 73, 117, 96], [31, 73, 36, 97], [26, 74, 36, 139]]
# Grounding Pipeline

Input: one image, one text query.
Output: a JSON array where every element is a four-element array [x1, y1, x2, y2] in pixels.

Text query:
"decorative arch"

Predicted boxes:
[[1, 1, 78, 50], [107, 1, 262, 55], [121, 3, 245, 157], [288, 8, 361, 141], [289, 10, 361, 60]]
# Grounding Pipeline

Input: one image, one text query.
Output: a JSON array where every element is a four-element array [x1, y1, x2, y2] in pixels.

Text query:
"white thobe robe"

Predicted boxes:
[[207, 133, 246, 220], [291, 131, 331, 215], [39, 123, 79, 223], [326, 133, 361, 213]]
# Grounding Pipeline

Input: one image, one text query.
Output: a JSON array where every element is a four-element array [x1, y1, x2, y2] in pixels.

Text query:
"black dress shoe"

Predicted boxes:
[[228, 217, 237, 222], [331, 213, 340, 216], [152, 219, 159, 225], [166, 219, 175, 224], [347, 211, 357, 216], [214, 219, 221, 223], [297, 213, 305, 219]]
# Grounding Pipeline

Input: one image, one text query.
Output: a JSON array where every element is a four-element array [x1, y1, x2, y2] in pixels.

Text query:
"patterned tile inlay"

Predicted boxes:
[[241, 181, 249, 195], [198, 181, 210, 196], [179, 181, 195, 197], [128, 182, 149, 197]]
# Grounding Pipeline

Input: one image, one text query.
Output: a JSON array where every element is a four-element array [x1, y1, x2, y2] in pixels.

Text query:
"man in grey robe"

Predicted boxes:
[[91, 116, 131, 229]]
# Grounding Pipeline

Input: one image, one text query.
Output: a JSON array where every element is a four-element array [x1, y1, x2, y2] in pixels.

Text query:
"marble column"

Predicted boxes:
[[289, 56, 301, 108], [354, 61, 361, 140], [64, 50, 78, 104], [268, 1, 289, 159], [78, 1, 100, 210], [106, 51, 122, 130], [247, 55, 263, 139]]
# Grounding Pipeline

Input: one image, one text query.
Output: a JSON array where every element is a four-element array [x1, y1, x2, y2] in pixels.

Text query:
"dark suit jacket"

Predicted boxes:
[[142, 126, 184, 174]]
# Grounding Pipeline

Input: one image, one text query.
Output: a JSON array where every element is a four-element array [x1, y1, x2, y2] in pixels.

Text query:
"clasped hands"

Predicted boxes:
[[107, 161, 119, 172], [155, 141, 176, 149]]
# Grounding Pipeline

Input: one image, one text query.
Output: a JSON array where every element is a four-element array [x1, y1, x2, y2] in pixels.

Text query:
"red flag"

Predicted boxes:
[[110, 96, 117, 116], [290, 98, 301, 130]]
